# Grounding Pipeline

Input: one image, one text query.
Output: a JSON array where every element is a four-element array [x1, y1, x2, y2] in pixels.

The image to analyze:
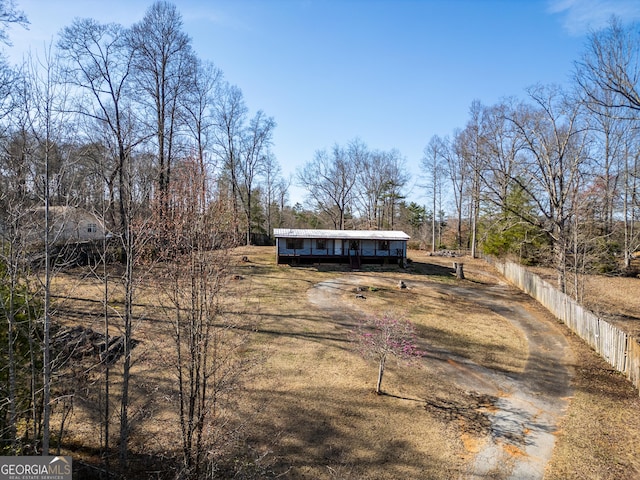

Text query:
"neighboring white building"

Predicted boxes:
[[26, 206, 109, 244], [273, 228, 410, 267]]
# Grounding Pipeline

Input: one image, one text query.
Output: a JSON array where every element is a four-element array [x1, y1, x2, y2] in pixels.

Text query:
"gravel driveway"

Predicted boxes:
[[308, 273, 573, 480]]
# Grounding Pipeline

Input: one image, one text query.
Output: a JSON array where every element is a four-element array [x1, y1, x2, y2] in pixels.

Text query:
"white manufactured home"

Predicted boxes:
[[273, 228, 410, 268]]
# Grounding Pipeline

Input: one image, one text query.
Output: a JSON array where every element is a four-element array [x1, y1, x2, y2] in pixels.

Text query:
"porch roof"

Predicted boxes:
[[273, 228, 410, 241]]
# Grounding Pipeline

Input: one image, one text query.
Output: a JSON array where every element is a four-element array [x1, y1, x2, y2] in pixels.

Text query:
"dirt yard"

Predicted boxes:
[[52, 247, 640, 479]]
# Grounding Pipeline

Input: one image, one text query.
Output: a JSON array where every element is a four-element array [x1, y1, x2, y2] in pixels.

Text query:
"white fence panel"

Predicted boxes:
[[488, 258, 638, 393]]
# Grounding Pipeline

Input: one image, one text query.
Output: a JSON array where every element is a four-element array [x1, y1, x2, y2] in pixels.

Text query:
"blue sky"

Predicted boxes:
[[5, 0, 640, 206]]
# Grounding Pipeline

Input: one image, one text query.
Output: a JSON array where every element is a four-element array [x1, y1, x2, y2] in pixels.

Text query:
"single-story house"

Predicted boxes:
[[273, 228, 410, 267], [0, 206, 113, 266], [29, 206, 109, 244]]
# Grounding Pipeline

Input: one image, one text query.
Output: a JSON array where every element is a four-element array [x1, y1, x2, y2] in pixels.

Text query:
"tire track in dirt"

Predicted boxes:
[[307, 274, 573, 480]]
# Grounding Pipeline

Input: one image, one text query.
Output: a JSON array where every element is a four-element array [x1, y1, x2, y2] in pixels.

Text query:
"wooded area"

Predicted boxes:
[[1, 0, 640, 477]]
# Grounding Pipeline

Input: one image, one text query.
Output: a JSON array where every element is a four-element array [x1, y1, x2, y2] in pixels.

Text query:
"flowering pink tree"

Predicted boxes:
[[352, 313, 422, 394]]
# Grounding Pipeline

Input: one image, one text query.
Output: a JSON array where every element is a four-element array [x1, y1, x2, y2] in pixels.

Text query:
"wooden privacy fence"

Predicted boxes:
[[488, 258, 640, 393]]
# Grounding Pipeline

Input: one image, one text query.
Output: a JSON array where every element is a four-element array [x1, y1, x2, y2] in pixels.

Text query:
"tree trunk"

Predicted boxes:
[[246, 190, 252, 246], [376, 357, 386, 394], [102, 238, 111, 477], [119, 161, 134, 469], [432, 186, 437, 253], [554, 228, 567, 294], [42, 140, 52, 456], [471, 209, 478, 259], [7, 262, 17, 454], [457, 207, 463, 250], [119, 234, 133, 469]]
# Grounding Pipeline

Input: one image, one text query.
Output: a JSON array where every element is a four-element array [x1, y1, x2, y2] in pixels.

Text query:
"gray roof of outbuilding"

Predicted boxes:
[[273, 229, 410, 241]]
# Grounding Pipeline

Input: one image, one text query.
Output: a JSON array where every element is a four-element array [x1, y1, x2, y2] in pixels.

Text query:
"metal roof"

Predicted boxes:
[[273, 228, 410, 241]]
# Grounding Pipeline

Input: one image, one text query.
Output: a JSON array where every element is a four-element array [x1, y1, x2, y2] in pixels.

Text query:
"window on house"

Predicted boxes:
[[87, 223, 97, 233], [379, 240, 389, 251], [286, 238, 304, 250], [316, 239, 326, 250], [349, 240, 359, 251]]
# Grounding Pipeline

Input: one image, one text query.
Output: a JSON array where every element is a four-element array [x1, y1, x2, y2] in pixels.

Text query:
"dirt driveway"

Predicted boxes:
[[308, 271, 574, 479]]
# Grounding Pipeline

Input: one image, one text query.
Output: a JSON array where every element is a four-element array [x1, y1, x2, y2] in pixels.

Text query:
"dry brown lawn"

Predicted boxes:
[[581, 274, 640, 337], [49, 247, 640, 479], [529, 265, 640, 338], [491, 259, 640, 479], [220, 247, 527, 479], [544, 328, 640, 480]]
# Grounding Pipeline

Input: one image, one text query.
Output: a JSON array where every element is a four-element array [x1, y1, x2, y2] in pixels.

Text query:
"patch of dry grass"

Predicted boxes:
[[46, 246, 640, 479], [481, 256, 640, 479], [545, 329, 640, 479], [222, 247, 529, 478], [48, 247, 526, 478], [529, 265, 640, 338], [581, 274, 640, 337], [334, 270, 528, 375]]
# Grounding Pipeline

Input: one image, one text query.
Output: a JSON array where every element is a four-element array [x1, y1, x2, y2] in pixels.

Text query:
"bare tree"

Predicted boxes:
[[421, 135, 446, 252], [239, 110, 275, 245], [213, 82, 246, 243], [260, 152, 285, 237], [447, 132, 469, 250], [0, 60, 18, 127], [354, 147, 384, 228], [23, 42, 74, 455], [575, 23, 640, 270], [155, 158, 254, 478], [58, 19, 146, 468], [0, 124, 39, 455], [130, 0, 196, 219], [458, 100, 488, 258], [505, 85, 590, 292], [586, 96, 626, 237], [181, 59, 223, 206], [479, 99, 527, 211], [58, 18, 138, 235], [621, 124, 640, 269], [0, 59, 50, 454], [575, 17, 640, 116], [297, 143, 358, 230], [474, 100, 550, 262], [0, 0, 27, 138], [373, 149, 408, 230], [0, 0, 28, 47]]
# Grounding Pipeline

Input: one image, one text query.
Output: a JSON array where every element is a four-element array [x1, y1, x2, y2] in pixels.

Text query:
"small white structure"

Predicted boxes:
[[273, 228, 410, 267]]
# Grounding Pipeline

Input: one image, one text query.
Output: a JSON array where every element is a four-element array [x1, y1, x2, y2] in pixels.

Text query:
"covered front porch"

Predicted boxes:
[[273, 229, 410, 267]]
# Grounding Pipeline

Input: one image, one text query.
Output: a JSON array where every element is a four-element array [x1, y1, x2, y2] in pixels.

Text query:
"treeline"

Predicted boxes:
[[290, 22, 640, 291], [420, 19, 640, 295], [0, 1, 278, 477], [0, 2, 284, 250], [295, 139, 418, 232]]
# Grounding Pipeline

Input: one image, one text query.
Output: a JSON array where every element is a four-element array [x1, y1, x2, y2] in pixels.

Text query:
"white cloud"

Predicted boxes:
[[180, 4, 253, 33], [548, 0, 640, 35]]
